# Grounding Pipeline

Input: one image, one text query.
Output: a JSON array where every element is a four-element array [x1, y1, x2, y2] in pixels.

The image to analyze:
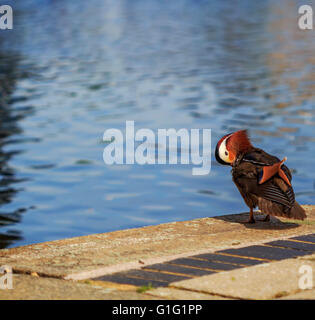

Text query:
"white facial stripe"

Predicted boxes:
[[218, 134, 232, 163]]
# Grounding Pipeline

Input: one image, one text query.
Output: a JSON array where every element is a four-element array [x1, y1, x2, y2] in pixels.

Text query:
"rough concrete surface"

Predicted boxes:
[[0, 274, 158, 300], [146, 287, 231, 300], [0, 205, 314, 300], [0, 206, 314, 280], [171, 257, 315, 300], [277, 289, 315, 300]]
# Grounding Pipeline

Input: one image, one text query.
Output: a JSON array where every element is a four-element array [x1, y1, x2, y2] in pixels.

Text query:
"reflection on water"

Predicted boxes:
[[0, 0, 314, 248], [0, 50, 32, 247]]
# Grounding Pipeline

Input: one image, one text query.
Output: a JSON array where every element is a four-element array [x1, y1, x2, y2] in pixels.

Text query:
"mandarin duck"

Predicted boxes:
[[215, 130, 306, 223]]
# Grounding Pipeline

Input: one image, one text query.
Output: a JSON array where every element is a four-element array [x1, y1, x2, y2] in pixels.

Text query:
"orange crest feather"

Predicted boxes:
[[226, 130, 253, 156]]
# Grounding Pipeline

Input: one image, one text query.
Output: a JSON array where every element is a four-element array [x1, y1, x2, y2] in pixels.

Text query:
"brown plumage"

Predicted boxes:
[[215, 130, 306, 223]]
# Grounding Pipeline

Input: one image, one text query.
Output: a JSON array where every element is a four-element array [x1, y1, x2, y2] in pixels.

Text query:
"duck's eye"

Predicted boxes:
[[225, 151, 228, 156]]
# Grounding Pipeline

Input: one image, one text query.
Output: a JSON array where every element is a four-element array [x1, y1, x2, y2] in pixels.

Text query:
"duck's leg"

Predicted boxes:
[[246, 207, 255, 224], [262, 214, 270, 222]]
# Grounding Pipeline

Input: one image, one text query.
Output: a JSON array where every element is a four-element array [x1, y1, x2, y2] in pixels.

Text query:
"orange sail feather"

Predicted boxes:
[[258, 157, 291, 186]]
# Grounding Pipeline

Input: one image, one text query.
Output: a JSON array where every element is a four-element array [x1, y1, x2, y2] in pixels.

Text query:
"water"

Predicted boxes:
[[0, 0, 314, 248]]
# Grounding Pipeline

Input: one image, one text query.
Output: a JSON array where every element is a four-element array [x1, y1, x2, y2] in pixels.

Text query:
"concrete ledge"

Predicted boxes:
[[0, 205, 314, 300], [169, 255, 315, 300], [146, 287, 232, 300], [0, 274, 158, 300]]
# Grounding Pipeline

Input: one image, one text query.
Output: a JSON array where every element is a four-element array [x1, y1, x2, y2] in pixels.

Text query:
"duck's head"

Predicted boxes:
[[215, 130, 253, 165]]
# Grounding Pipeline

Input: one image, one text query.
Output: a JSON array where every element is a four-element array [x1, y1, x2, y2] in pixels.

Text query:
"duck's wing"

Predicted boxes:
[[232, 154, 294, 213]]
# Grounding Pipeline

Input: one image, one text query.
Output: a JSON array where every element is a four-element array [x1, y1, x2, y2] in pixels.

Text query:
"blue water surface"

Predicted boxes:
[[0, 0, 314, 248]]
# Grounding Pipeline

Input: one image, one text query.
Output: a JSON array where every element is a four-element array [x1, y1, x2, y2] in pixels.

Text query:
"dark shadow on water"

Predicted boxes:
[[212, 212, 300, 230], [0, 49, 34, 248]]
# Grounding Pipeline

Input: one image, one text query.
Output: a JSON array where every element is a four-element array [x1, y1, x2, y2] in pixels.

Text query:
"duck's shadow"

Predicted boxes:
[[212, 212, 300, 230]]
